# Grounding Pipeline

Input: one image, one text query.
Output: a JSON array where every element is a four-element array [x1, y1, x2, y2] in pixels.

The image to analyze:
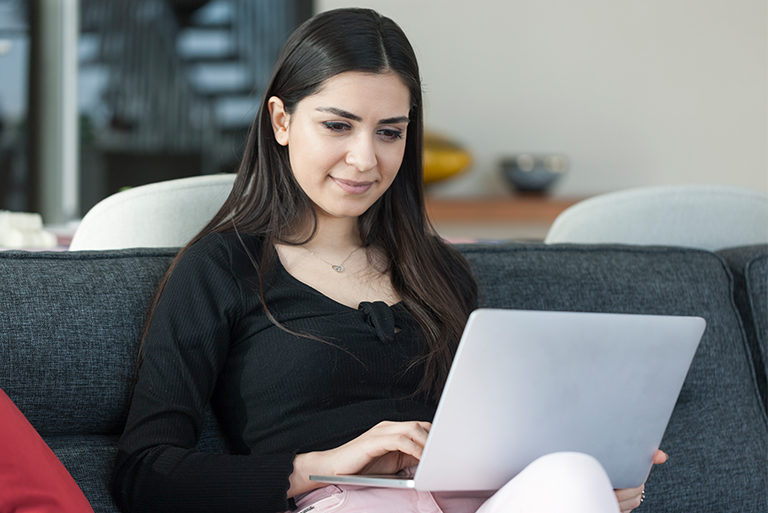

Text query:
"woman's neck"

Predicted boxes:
[[293, 211, 362, 250]]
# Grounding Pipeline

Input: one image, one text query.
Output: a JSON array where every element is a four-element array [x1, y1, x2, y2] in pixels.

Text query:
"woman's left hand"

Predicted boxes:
[[614, 450, 668, 512]]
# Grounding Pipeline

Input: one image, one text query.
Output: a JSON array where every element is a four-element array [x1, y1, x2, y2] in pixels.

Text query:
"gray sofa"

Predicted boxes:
[[1, 243, 767, 512]]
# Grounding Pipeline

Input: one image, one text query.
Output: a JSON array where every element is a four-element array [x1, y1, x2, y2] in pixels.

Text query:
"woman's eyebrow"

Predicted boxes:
[[316, 106, 361, 121], [379, 115, 410, 124], [316, 106, 409, 124]]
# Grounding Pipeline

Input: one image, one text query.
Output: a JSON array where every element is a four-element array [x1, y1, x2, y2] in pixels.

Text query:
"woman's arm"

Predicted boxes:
[[113, 235, 296, 513]]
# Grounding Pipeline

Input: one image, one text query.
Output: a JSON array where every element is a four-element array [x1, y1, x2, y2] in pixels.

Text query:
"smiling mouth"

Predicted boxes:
[[331, 176, 375, 194]]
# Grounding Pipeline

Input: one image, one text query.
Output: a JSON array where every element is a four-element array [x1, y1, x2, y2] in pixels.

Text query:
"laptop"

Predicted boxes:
[[310, 308, 705, 491]]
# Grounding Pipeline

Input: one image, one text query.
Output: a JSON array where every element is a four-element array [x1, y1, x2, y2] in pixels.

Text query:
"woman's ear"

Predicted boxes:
[[267, 96, 290, 146]]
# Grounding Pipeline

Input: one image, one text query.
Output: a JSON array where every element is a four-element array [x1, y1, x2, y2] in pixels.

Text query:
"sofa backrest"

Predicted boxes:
[[459, 243, 768, 512], [0, 249, 177, 511], [1, 244, 766, 513], [1, 250, 176, 435]]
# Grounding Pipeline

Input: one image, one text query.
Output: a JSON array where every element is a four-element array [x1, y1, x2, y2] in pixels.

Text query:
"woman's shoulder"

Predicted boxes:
[[185, 230, 263, 258], [180, 230, 266, 275]]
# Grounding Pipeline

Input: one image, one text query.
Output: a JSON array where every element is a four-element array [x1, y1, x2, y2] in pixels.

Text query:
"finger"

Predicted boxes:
[[616, 496, 642, 511], [374, 433, 427, 460], [653, 449, 668, 464], [410, 423, 431, 446], [614, 487, 644, 512], [375, 421, 431, 448], [374, 421, 430, 435], [363, 430, 427, 458], [398, 453, 421, 469], [384, 420, 432, 434], [614, 485, 642, 501]]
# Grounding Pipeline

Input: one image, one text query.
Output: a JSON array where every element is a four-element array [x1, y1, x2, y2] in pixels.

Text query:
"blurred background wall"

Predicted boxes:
[[319, 0, 768, 197], [0, 0, 766, 226]]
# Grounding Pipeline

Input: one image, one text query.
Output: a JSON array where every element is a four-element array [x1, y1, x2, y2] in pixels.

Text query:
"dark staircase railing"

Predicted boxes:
[[79, 0, 310, 178]]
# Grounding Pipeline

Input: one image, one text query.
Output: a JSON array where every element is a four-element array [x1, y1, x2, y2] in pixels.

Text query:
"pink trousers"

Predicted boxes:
[[289, 452, 620, 513]]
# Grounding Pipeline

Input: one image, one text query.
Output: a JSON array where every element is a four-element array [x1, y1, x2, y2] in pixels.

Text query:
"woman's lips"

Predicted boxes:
[[331, 176, 375, 194]]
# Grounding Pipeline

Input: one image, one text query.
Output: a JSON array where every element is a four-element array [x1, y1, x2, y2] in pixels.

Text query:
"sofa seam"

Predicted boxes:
[[714, 254, 768, 431], [457, 243, 716, 258], [0, 250, 179, 261], [745, 255, 768, 411]]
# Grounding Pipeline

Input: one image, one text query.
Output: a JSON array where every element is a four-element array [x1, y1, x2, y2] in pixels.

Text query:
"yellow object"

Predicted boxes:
[[423, 133, 472, 184]]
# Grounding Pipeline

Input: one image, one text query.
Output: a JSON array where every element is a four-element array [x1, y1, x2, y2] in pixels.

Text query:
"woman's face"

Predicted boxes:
[[269, 71, 411, 220]]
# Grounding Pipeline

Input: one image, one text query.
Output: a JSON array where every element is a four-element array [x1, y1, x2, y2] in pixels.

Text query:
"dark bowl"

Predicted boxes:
[[500, 154, 568, 194]]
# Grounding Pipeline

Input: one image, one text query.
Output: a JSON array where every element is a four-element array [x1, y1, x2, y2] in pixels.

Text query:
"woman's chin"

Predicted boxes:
[[315, 198, 380, 220], [318, 207, 371, 220]]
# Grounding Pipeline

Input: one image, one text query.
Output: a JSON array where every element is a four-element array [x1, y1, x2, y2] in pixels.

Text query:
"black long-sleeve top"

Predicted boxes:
[[112, 232, 437, 512]]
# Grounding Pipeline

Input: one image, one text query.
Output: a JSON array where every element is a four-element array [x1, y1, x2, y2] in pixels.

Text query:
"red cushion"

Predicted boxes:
[[0, 388, 94, 513]]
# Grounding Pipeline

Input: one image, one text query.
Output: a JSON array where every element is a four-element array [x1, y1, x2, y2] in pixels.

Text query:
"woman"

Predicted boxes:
[[112, 8, 664, 513]]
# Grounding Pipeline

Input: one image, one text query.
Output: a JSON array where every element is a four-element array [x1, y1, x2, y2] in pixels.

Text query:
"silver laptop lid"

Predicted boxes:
[[413, 309, 705, 491]]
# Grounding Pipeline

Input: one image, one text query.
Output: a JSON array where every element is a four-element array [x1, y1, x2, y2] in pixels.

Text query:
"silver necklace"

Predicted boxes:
[[303, 245, 363, 273]]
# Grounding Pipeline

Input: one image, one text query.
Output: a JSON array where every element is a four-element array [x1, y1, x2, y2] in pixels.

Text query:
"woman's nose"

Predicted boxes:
[[345, 134, 377, 172]]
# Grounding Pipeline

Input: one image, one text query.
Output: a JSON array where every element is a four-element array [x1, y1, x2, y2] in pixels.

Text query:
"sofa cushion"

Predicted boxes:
[[459, 243, 768, 513], [718, 244, 768, 412], [0, 249, 176, 436], [45, 435, 120, 512]]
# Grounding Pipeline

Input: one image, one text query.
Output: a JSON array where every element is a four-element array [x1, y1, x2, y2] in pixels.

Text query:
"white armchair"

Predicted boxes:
[[544, 185, 768, 251], [69, 174, 236, 250]]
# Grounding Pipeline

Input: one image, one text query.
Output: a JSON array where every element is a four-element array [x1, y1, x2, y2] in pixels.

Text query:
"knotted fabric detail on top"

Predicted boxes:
[[358, 301, 395, 344]]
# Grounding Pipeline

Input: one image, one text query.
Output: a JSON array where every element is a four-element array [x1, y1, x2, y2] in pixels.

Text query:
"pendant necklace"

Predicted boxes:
[[303, 245, 363, 273]]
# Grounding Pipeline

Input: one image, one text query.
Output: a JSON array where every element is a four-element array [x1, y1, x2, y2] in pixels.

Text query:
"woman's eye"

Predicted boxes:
[[378, 129, 403, 141], [322, 121, 350, 132]]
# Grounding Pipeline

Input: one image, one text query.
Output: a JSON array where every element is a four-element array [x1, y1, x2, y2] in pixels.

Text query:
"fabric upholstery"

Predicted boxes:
[[718, 245, 768, 412], [0, 249, 176, 435], [1, 244, 766, 513], [459, 243, 768, 513], [0, 250, 176, 513], [46, 435, 119, 513], [747, 253, 768, 370]]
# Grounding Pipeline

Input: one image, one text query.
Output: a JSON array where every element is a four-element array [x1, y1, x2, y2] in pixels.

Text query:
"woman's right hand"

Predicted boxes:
[[288, 420, 431, 497]]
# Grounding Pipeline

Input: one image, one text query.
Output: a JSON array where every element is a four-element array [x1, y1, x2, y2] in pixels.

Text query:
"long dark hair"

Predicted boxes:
[[143, 8, 477, 400]]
